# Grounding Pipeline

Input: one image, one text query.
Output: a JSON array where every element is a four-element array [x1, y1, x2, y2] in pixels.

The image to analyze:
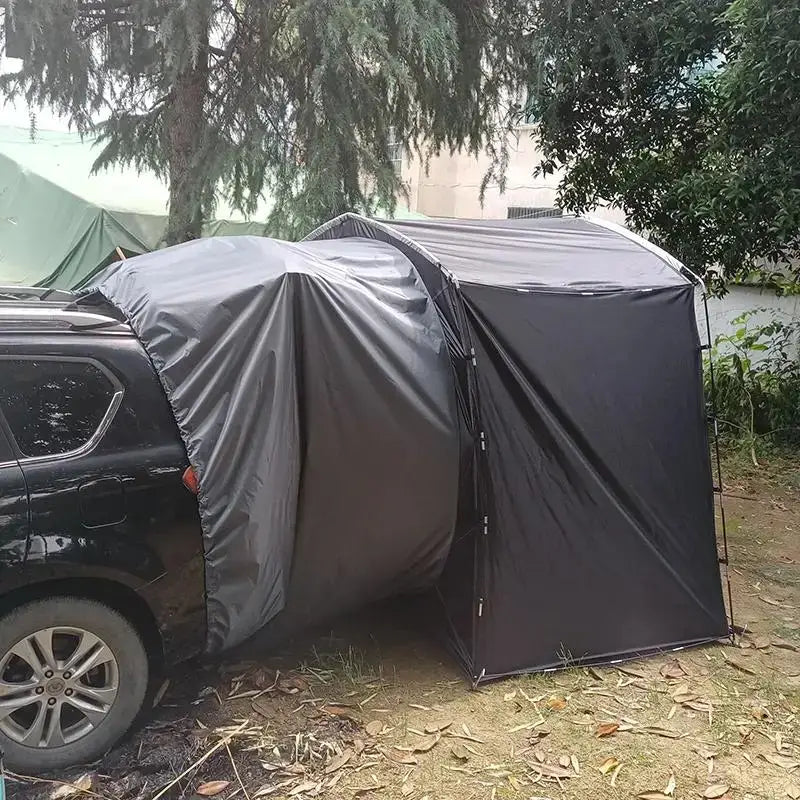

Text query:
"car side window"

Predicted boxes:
[[0, 358, 116, 458]]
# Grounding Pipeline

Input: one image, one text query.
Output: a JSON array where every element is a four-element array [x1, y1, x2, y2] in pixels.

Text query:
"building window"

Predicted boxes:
[[507, 206, 562, 220], [388, 128, 404, 176]]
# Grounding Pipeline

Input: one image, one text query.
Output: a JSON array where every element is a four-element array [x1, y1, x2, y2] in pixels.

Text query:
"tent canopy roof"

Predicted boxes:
[[383, 215, 694, 291]]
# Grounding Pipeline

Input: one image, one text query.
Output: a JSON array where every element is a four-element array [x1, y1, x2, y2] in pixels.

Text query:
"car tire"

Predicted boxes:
[[0, 597, 149, 772]]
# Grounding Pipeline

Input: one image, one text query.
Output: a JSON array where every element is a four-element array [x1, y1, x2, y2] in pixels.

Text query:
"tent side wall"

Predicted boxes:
[[466, 283, 727, 679], [305, 215, 485, 671]]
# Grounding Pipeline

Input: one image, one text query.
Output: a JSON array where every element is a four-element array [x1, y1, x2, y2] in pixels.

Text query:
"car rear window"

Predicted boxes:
[[0, 358, 116, 458]]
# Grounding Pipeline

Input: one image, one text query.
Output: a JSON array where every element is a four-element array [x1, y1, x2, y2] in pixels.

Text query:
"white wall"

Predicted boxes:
[[695, 286, 800, 354], [401, 125, 625, 224]]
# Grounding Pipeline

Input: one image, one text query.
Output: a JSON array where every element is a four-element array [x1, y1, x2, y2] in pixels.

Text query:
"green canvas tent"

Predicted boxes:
[[0, 126, 424, 289]]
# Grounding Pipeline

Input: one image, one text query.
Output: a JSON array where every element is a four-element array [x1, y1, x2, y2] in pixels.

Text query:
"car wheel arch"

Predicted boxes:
[[0, 576, 164, 672]]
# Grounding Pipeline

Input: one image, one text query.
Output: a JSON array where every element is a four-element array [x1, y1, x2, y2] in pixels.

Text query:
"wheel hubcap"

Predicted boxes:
[[0, 627, 119, 748]]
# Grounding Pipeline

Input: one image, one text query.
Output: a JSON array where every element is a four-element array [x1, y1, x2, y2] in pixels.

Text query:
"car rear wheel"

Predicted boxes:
[[0, 597, 148, 772]]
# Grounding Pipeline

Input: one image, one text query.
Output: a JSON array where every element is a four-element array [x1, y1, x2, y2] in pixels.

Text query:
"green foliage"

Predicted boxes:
[[526, 0, 800, 290], [0, 0, 529, 243], [705, 311, 800, 463]]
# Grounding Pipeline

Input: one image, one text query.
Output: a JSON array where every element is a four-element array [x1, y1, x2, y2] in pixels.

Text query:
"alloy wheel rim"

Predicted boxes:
[[0, 627, 119, 747]]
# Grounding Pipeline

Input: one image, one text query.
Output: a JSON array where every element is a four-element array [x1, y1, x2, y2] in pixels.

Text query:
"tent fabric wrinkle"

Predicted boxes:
[[85, 212, 728, 678], [86, 235, 460, 652]]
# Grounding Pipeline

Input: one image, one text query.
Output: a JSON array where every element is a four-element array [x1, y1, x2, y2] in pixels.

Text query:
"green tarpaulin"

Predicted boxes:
[[0, 126, 424, 289]]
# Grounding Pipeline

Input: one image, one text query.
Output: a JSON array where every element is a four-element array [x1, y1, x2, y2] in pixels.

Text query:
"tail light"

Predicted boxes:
[[182, 466, 199, 494]]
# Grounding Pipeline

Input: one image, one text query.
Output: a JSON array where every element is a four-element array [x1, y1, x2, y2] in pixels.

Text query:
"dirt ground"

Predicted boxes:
[[11, 455, 800, 800]]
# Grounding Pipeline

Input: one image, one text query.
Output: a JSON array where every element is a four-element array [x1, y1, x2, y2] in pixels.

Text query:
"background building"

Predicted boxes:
[[399, 123, 624, 224]]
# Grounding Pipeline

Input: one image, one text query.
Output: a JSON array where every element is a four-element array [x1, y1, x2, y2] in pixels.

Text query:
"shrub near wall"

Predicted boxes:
[[705, 310, 800, 463]]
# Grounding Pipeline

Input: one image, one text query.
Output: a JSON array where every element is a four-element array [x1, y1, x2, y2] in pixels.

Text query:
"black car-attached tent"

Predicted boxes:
[[306, 214, 729, 681], [85, 214, 729, 682]]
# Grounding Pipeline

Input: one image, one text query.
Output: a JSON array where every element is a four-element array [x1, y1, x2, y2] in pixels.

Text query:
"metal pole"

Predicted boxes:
[[703, 292, 736, 638]]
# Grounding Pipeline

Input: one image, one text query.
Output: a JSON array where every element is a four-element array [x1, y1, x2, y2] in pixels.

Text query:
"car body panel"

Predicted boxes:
[[0, 319, 206, 665], [0, 422, 28, 577]]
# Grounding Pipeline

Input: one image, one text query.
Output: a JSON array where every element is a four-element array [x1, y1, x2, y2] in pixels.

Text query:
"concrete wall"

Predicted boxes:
[[401, 125, 624, 224], [696, 286, 800, 354]]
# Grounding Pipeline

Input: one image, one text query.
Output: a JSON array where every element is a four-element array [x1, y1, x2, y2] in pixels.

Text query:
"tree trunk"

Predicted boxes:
[[164, 39, 209, 246]]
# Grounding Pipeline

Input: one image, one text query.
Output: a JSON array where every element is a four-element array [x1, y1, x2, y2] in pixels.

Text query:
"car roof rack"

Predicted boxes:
[[0, 286, 76, 303]]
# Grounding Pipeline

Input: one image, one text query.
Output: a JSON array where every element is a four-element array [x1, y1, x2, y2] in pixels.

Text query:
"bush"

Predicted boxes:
[[704, 310, 800, 463]]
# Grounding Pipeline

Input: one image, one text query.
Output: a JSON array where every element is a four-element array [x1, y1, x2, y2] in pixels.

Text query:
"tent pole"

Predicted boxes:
[[446, 276, 490, 682], [702, 292, 736, 640]]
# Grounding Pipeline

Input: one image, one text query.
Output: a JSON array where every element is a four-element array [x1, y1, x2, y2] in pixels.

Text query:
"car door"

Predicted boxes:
[[0, 355, 137, 580], [0, 348, 206, 662], [0, 418, 29, 591]]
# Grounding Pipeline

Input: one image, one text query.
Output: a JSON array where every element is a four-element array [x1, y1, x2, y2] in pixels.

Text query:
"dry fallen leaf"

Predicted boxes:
[[401, 782, 415, 797], [383, 749, 419, 765], [762, 753, 800, 770], [724, 653, 758, 675], [610, 763, 622, 787], [773, 639, 799, 652], [571, 754, 580, 775], [508, 719, 545, 733], [665, 773, 676, 796], [51, 775, 94, 800], [599, 756, 621, 775], [588, 666, 605, 681], [450, 744, 470, 761], [325, 749, 353, 774], [288, 781, 319, 796], [753, 635, 771, 649], [320, 704, 358, 720], [153, 678, 170, 707], [596, 722, 619, 738], [278, 674, 309, 694], [750, 705, 772, 720], [558, 755, 571, 768], [533, 748, 545, 763], [533, 763, 574, 779], [365, 720, 384, 737], [423, 720, 452, 734], [504, 690, 517, 701], [786, 787, 800, 800], [636, 793, 670, 800], [760, 595, 784, 607], [618, 665, 648, 679], [695, 746, 718, 760], [417, 733, 441, 752], [660, 659, 686, 679], [638, 726, 684, 739], [672, 683, 699, 704], [196, 781, 231, 797], [701, 785, 730, 799], [528, 728, 550, 743], [546, 695, 567, 711]]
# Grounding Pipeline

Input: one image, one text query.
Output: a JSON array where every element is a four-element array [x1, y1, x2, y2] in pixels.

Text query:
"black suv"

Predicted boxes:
[[0, 288, 205, 771]]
